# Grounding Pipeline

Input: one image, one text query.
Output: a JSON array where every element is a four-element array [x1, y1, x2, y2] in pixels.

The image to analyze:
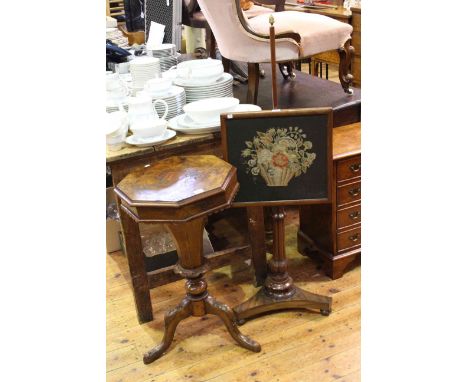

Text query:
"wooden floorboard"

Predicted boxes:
[[107, 86, 360, 380]]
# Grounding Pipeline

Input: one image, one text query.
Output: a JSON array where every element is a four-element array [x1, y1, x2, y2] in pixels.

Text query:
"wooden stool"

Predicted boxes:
[[115, 155, 261, 364]]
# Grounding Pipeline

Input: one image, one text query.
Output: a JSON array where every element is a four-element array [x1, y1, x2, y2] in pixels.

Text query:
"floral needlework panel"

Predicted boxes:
[[225, 114, 330, 204], [242, 127, 317, 187]]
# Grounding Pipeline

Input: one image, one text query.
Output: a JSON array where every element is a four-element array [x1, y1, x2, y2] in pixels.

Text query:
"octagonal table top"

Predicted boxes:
[[115, 155, 235, 206]]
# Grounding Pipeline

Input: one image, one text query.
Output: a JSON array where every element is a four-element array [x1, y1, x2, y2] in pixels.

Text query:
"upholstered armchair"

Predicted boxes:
[[196, 0, 354, 104]]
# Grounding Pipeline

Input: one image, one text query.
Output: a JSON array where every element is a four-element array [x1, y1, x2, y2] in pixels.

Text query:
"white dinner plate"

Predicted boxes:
[[173, 73, 233, 88], [125, 129, 176, 147], [186, 87, 232, 94]]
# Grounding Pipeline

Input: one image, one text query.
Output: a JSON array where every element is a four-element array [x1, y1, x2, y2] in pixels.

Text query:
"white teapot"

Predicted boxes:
[[126, 94, 169, 125]]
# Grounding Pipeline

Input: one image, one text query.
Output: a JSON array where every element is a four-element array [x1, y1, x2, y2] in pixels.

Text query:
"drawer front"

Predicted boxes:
[[337, 226, 361, 252], [336, 156, 361, 181], [337, 204, 361, 229], [337, 180, 361, 206]]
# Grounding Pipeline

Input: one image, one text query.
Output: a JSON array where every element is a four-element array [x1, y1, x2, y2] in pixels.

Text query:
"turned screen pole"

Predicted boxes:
[[269, 15, 278, 109]]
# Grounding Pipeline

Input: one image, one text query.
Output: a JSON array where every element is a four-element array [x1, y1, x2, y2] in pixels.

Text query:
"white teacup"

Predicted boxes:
[[144, 77, 172, 96], [106, 111, 128, 151], [131, 118, 167, 138]]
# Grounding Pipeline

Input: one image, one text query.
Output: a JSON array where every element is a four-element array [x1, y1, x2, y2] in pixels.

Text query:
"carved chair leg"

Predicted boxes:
[[205, 25, 217, 59], [278, 62, 296, 80], [204, 295, 261, 353], [222, 56, 231, 73], [143, 298, 192, 364], [247, 63, 260, 105], [338, 38, 355, 94]]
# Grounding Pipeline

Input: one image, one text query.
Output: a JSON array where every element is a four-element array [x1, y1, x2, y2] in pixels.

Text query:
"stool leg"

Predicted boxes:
[[247, 63, 259, 105], [143, 297, 191, 364], [119, 206, 153, 323]]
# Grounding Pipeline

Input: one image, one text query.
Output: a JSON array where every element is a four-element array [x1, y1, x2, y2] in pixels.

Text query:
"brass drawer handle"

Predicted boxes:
[[349, 211, 361, 220], [349, 163, 361, 172], [348, 188, 361, 197], [349, 233, 360, 242]]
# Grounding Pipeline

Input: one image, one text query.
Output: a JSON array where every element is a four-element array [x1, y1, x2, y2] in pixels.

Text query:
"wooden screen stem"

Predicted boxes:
[[269, 16, 278, 109]]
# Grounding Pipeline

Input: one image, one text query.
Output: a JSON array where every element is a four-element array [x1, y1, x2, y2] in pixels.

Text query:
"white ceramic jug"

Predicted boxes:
[[126, 95, 169, 125]]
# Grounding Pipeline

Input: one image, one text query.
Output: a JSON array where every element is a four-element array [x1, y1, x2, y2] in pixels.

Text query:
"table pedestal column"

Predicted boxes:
[[143, 218, 261, 364], [234, 207, 332, 324]]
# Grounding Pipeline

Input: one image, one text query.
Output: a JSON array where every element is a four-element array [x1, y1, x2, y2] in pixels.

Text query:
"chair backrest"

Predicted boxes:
[[197, 0, 298, 62], [196, 0, 251, 60]]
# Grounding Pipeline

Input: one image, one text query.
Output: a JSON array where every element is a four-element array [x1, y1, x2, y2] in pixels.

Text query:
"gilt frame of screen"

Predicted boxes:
[[220, 107, 333, 207]]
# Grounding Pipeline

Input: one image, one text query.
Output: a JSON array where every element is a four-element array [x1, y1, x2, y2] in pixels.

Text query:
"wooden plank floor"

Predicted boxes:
[[106, 207, 361, 382]]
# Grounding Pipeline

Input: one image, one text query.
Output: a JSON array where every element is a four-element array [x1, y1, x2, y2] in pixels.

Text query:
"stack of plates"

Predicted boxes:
[[147, 44, 176, 57], [150, 86, 186, 120], [158, 55, 179, 72], [168, 104, 261, 134], [106, 99, 127, 113], [175, 73, 234, 103], [129, 57, 161, 88], [148, 44, 179, 72]]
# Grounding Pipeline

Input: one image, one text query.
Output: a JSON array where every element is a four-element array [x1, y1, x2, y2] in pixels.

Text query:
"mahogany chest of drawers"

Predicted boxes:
[[298, 123, 361, 279]]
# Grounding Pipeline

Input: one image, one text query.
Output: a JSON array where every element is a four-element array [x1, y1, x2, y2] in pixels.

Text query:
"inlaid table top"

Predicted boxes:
[[115, 155, 239, 222]]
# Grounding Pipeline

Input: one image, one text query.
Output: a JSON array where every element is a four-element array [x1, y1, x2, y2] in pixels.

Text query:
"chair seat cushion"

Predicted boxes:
[[244, 4, 274, 19], [248, 11, 352, 57]]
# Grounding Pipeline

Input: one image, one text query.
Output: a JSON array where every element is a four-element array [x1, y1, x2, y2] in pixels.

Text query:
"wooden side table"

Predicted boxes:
[[298, 122, 361, 278], [115, 155, 260, 363]]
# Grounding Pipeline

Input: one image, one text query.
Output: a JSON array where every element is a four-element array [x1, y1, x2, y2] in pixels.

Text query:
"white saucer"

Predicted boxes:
[[125, 129, 176, 147], [178, 114, 220, 129], [168, 114, 220, 134]]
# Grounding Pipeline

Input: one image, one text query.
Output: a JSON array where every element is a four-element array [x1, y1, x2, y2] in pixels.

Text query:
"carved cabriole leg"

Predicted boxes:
[[338, 38, 355, 95], [204, 295, 261, 352], [234, 207, 332, 323], [143, 298, 191, 364], [247, 62, 260, 105]]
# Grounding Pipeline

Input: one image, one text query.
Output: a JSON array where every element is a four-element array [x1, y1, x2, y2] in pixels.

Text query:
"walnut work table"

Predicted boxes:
[[114, 155, 261, 363]]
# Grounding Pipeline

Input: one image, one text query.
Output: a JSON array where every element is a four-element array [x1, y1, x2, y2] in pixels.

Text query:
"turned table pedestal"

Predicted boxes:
[[115, 155, 260, 363]]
